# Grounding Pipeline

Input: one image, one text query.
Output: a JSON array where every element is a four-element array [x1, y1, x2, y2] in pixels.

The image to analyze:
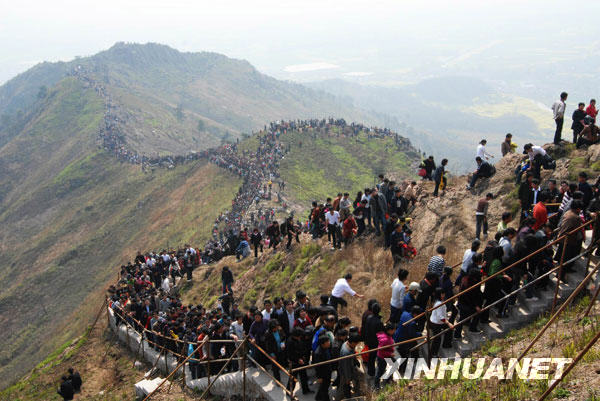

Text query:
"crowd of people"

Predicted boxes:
[[99, 85, 600, 401], [552, 93, 599, 148]]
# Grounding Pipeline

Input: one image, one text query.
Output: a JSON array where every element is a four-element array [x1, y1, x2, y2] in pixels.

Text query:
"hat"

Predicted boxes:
[[408, 282, 422, 292]]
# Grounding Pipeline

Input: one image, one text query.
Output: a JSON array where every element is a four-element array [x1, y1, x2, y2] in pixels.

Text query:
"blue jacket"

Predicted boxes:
[[401, 293, 415, 313], [393, 311, 422, 342]]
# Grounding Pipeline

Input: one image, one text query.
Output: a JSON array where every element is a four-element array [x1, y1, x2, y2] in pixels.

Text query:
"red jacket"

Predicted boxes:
[[586, 105, 598, 119], [342, 218, 357, 238], [532, 202, 547, 230]]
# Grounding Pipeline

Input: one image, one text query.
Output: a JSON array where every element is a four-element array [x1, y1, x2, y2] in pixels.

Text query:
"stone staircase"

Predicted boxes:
[[111, 240, 597, 400], [430, 251, 595, 360]]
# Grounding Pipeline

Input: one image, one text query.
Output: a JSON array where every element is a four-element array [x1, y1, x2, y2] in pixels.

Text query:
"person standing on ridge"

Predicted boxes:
[[475, 193, 493, 240], [571, 102, 587, 144], [433, 159, 448, 197], [501, 133, 514, 156], [423, 156, 435, 181], [552, 91, 568, 144]]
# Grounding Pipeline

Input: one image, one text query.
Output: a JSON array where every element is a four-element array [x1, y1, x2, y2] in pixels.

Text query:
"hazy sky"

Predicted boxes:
[[1, 0, 598, 89]]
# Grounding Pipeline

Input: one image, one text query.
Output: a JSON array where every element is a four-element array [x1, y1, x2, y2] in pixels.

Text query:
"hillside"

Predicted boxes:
[[3, 134, 600, 399], [308, 77, 553, 172], [0, 42, 404, 156], [0, 78, 242, 387]]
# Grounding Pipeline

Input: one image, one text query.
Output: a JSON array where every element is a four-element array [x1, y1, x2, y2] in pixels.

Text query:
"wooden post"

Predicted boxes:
[[517, 262, 600, 362], [425, 302, 432, 367], [582, 281, 600, 318], [242, 346, 247, 401], [538, 329, 600, 401], [552, 237, 568, 314]]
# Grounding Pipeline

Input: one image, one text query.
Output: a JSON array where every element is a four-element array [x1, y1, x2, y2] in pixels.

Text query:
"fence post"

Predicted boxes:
[[538, 329, 600, 401], [242, 345, 247, 401], [552, 237, 568, 314]]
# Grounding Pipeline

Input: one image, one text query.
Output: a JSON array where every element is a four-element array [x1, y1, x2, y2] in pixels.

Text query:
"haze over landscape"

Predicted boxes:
[[2, 1, 600, 400], [4, 0, 599, 170]]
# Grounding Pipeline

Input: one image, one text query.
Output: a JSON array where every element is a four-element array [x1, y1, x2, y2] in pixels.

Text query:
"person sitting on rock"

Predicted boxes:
[[467, 157, 495, 190], [576, 115, 599, 148]]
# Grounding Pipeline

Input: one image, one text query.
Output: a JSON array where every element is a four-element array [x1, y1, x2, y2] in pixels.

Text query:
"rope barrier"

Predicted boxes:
[[403, 216, 595, 327]]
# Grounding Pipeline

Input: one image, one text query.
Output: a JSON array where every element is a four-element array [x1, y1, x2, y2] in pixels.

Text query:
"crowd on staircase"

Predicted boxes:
[[101, 90, 600, 401]]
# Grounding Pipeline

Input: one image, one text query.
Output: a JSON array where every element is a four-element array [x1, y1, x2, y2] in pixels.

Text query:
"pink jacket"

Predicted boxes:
[[376, 332, 394, 359]]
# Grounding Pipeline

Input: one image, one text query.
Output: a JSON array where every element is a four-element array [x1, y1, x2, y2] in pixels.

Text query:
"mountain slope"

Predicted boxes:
[[1, 42, 402, 157], [308, 77, 552, 172], [0, 78, 242, 387]]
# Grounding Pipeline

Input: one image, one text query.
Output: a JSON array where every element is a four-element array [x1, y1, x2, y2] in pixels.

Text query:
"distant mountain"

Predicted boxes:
[[0, 42, 402, 156], [0, 43, 423, 388]]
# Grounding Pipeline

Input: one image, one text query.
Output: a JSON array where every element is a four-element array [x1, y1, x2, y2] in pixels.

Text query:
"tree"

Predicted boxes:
[[197, 119, 205, 132], [175, 104, 184, 122], [37, 86, 48, 99]]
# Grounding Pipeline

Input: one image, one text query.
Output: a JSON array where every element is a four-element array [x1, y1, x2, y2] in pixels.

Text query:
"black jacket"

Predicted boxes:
[[285, 336, 306, 366], [278, 311, 296, 336], [250, 232, 262, 245], [58, 381, 74, 400], [221, 269, 234, 285], [68, 372, 82, 391], [313, 346, 333, 379], [363, 313, 384, 349], [518, 182, 532, 209]]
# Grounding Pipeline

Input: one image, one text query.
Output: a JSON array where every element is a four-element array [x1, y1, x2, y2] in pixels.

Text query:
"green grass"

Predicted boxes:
[[277, 130, 419, 203]]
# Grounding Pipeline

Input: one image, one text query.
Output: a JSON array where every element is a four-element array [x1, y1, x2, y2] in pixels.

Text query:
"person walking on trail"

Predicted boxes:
[[266, 220, 281, 250], [250, 227, 263, 258], [404, 181, 418, 207], [466, 156, 494, 189], [390, 269, 409, 323], [313, 335, 333, 401], [501, 133, 514, 156], [429, 288, 455, 358], [363, 302, 384, 379], [475, 193, 493, 240], [325, 208, 341, 250], [427, 245, 447, 277], [532, 192, 548, 230], [476, 139, 494, 160], [221, 266, 234, 294], [336, 333, 362, 400], [67, 368, 81, 393], [374, 322, 396, 389], [423, 156, 436, 181], [370, 188, 388, 236], [330, 273, 364, 311], [57, 376, 74, 401], [552, 91, 568, 144], [341, 213, 357, 247], [433, 158, 448, 197], [285, 328, 311, 395], [557, 200, 585, 282], [571, 102, 587, 144]]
